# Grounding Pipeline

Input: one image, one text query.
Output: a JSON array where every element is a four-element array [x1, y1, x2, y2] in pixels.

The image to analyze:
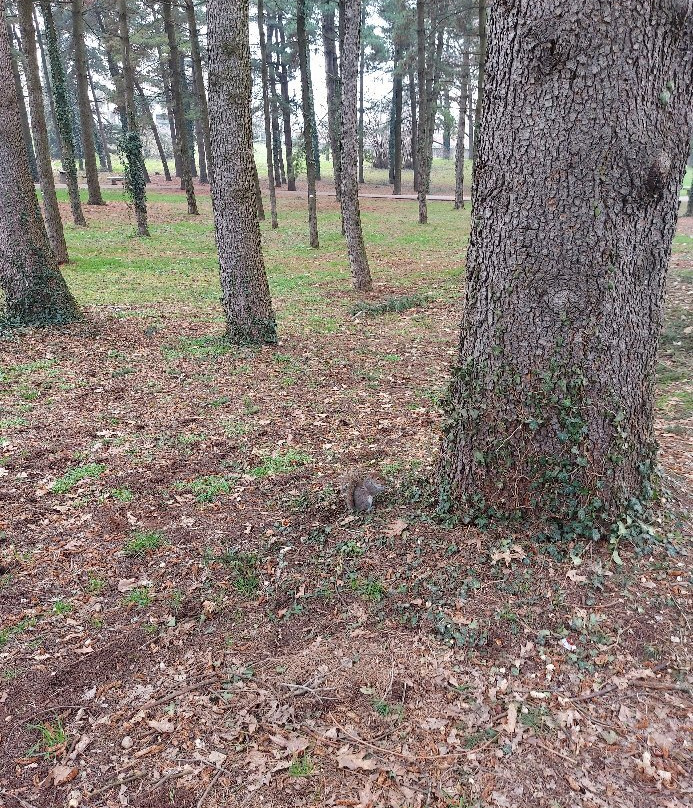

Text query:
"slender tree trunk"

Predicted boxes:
[[162, 0, 198, 214], [467, 71, 474, 159], [310, 85, 321, 180], [415, 0, 426, 206], [267, 22, 285, 187], [253, 162, 265, 221], [408, 62, 418, 190], [157, 44, 181, 178], [18, 0, 68, 264], [277, 13, 295, 191], [207, 0, 277, 345], [88, 62, 112, 171], [473, 0, 486, 158], [0, 15, 77, 326], [135, 79, 172, 181], [185, 0, 212, 181], [181, 55, 197, 179], [118, 0, 149, 237], [257, 0, 278, 228], [72, 0, 104, 205], [34, 8, 61, 161], [454, 45, 469, 210], [439, 0, 693, 537], [40, 0, 86, 227], [195, 117, 208, 183], [322, 5, 341, 199], [442, 87, 451, 159], [341, 0, 372, 291], [357, 0, 365, 184], [297, 0, 319, 247], [392, 36, 403, 195]]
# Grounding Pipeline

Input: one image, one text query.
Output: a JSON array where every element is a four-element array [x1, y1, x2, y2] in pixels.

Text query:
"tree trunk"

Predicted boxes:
[[40, 0, 86, 227], [277, 13, 295, 191], [473, 0, 486, 158], [442, 87, 452, 159], [267, 21, 285, 187], [392, 35, 403, 195], [0, 15, 77, 326], [18, 0, 68, 264], [453, 45, 469, 210], [438, 0, 693, 539], [157, 44, 181, 178], [417, 16, 444, 225], [162, 0, 198, 215], [357, 0, 365, 185], [185, 0, 212, 181], [181, 55, 198, 179], [321, 5, 340, 199], [467, 69, 474, 159], [408, 62, 418, 190], [257, 0, 278, 228], [34, 8, 61, 161], [88, 61, 112, 172], [72, 0, 104, 205], [195, 116, 208, 183], [118, 0, 149, 237], [9, 26, 39, 183], [135, 78, 172, 181], [253, 162, 265, 221], [297, 0, 319, 248], [207, 0, 277, 345], [341, 0, 372, 292]]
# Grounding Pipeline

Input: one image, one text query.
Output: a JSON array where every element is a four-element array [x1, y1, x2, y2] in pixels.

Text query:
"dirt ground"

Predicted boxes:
[[0, 197, 691, 808]]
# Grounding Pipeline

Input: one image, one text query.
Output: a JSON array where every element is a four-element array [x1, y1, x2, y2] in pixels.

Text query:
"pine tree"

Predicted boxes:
[[0, 13, 78, 326], [207, 0, 277, 345], [297, 0, 319, 247]]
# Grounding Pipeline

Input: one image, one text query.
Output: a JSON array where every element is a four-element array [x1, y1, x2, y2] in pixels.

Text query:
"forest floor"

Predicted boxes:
[[0, 188, 691, 808]]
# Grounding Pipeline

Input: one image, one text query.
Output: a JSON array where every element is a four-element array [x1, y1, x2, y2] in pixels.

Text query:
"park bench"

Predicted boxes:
[[107, 175, 125, 185]]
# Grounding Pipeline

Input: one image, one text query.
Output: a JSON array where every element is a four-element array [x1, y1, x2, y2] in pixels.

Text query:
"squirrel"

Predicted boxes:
[[339, 472, 385, 513]]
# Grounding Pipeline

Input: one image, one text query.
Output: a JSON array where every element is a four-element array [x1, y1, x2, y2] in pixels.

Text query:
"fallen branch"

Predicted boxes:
[[87, 770, 144, 799]]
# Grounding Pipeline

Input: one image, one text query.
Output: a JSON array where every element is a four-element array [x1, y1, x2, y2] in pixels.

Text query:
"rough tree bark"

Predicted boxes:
[[9, 26, 38, 182], [207, 0, 277, 345], [34, 7, 61, 161], [118, 0, 149, 237], [277, 13, 295, 191], [341, 0, 372, 291], [408, 62, 417, 189], [454, 45, 469, 210], [322, 4, 341, 200], [392, 29, 403, 195], [357, 0, 366, 185], [257, 0, 278, 228], [18, 0, 68, 264], [40, 0, 86, 227], [473, 0, 486, 157], [0, 15, 77, 326], [162, 0, 198, 214], [297, 0, 319, 247], [72, 0, 104, 205], [267, 23, 285, 187], [438, 0, 693, 540]]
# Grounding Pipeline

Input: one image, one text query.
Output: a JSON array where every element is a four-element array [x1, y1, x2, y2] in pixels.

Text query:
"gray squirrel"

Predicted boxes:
[[339, 472, 385, 512]]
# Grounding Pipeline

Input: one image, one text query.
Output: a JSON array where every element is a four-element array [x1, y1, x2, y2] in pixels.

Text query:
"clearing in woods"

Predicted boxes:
[[1, 188, 691, 807]]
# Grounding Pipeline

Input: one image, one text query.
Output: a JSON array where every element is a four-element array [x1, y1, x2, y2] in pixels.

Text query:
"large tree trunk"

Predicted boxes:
[[0, 15, 77, 326], [9, 26, 38, 182], [40, 0, 86, 227], [162, 0, 198, 214], [207, 0, 277, 345], [439, 0, 693, 539], [185, 0, 212, 182], [297, 0, 319, 248], [156, 44, 181, 178], [277, 13, 295, 191], [135, 78, 172, 182], [321, 5, 341, 200], [257, 0, 278, 228], [357, 0, 365, 185], [118, 0, 149, 237], [18, 0, 68, 265], [72, 0, 104, 205], [417, 13, 444, 225], [341, 0, 372, 292], [453, 45, 469, 210]]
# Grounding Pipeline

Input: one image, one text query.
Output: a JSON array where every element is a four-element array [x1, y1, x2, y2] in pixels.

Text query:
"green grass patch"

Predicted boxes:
[[176, 474, 234, 503], [51, 463, 106, 493], [124, 530, 165, 556], [249, 449, 311, 478], [27, 719, 68, 759]]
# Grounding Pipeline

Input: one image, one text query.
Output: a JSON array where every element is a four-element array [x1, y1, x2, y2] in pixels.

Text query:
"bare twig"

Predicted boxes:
[[196, 768, 223, 808], [88, 770, 144, 799]]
